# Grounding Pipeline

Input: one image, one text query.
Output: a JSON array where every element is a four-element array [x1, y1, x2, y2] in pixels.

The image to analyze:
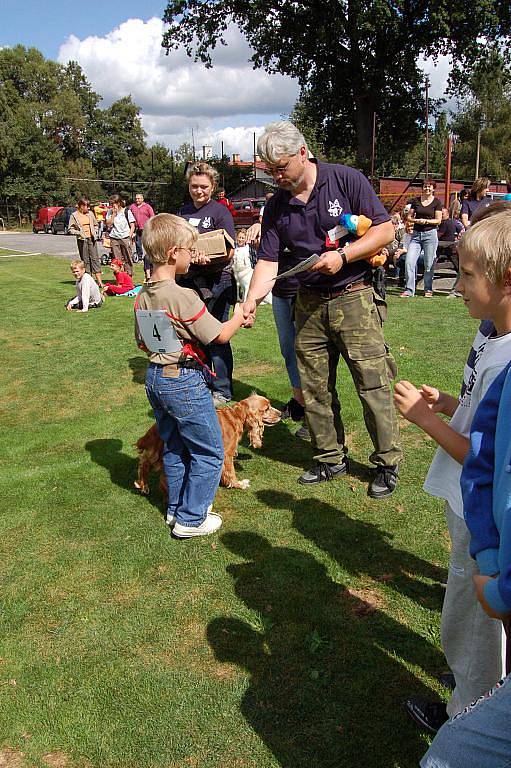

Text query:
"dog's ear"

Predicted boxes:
[[246, 410, 264, 449]]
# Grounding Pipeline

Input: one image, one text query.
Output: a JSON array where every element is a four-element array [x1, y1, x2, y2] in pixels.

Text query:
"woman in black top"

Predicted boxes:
[[401, 179, 442, 298]]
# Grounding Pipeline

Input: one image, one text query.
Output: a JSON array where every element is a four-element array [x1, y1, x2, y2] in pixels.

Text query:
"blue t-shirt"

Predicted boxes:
[[257, 160, 390, 291], [461, 198, 491, 223], [179, 199, 236, 241]]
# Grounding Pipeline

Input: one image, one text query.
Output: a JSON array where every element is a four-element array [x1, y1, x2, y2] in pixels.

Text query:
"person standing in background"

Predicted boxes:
[[106, 194, 136, 277], [130, 193, 155, 282]]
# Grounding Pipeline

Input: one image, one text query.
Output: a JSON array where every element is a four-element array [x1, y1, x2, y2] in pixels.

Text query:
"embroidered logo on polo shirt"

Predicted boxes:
[[328, 199, 343, 217], [202, 217, 212, 229]]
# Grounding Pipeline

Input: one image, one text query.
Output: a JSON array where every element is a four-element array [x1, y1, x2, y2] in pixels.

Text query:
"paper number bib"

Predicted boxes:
[[136, 309, 182, 354]]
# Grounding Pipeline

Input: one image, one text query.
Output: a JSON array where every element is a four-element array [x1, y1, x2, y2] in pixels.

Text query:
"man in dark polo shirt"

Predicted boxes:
[[242, 121, 402, 497]]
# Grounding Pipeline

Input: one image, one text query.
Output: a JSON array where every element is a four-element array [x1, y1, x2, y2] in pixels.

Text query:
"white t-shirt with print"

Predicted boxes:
[[424, 325, 511, 517]]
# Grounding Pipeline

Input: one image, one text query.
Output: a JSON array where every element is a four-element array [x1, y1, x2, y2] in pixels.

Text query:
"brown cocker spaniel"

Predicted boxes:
[[135, 393, 281, 495]]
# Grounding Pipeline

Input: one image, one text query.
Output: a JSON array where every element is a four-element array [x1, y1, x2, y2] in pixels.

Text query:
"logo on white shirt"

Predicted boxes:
[[202, 217, 212, 229], [328, 199, 343, 217]]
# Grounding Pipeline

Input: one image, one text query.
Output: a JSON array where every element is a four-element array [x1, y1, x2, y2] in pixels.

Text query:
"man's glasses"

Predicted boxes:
[[267, 156, 296, 176]]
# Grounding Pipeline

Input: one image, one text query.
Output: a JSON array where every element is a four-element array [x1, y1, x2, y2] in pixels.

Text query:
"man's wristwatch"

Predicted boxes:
[[339, 248, 348, 268]]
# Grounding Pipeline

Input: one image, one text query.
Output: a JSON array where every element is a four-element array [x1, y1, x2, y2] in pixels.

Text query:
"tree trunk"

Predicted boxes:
[[354, 94, 376, 171]]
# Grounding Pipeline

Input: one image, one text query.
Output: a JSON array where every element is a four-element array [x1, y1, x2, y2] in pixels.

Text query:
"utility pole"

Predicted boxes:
[[221, 140, 225, 189], [253, 132, 257, 190], [444, 136, 453, 208], [425, 76, 430, 178], [475, 126, 482, 179], [370, 112, 376, 185]]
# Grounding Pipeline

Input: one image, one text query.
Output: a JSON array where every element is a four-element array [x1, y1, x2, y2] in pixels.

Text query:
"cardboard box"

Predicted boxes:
[[196, 229, 235, 259]]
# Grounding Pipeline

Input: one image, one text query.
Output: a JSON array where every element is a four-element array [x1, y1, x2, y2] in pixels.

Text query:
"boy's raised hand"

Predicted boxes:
[[419, 384, 441, 410], [394, 380, 434, 426]]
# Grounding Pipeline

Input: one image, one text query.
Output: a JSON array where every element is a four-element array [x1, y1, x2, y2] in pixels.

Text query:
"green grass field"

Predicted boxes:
[[0, 255, 477, 768]]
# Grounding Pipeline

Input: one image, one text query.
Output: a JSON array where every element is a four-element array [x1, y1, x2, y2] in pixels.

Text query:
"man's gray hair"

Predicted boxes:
[[257, 121, 308, 164]]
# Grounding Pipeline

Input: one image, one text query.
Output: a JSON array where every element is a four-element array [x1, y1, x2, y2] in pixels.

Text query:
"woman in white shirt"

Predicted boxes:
[[105, 194, 136, 276]]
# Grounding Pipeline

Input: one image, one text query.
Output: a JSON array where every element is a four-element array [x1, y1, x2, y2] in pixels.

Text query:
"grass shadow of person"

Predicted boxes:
[[232, 377, 272, 402], [128, 356, 148, 385], [208, 529, 438, 768], [85, 438, 163, 513], [259, 489, 446, 612]]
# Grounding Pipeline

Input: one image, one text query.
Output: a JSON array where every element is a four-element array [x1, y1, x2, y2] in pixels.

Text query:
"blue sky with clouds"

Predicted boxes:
[[0, 0, 450, 158], [0, 0, 165, 58]]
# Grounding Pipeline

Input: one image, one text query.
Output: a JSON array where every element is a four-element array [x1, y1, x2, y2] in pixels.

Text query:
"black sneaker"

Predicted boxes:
[[298, 460, 348, 485], [368, 465, 398, 498], [405, 698, 448, 733], [438, 671, 456, 691], [281, 397, 305, 422]]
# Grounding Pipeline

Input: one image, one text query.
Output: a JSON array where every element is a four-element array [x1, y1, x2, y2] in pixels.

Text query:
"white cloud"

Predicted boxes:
[[418, 53, 451, 99], [417, 53, 460, 115], [58, 17, 299, 158]]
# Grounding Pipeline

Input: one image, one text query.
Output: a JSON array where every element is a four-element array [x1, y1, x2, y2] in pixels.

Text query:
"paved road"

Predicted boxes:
[[1, 231, 457, 291], [0, 231, 80, 258]]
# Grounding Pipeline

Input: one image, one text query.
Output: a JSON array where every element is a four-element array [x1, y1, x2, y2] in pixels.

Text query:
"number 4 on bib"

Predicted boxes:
[[136, 309, 182, 354]]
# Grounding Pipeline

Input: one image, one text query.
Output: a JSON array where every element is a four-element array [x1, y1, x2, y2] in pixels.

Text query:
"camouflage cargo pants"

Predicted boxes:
[[294, 286, 402, 467]]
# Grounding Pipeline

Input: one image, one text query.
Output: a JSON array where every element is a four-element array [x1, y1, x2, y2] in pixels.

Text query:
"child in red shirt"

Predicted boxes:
[[102, 259, 135, 296]]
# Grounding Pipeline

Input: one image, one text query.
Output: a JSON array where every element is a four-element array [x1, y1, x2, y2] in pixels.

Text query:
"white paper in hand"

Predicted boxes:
[[271, 253, 321, 281]]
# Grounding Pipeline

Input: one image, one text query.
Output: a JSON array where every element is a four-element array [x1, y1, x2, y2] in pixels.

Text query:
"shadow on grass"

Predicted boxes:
[[128, 356, 148, 385], [85, 438, 162, 512], [208, 525, 438, 767], [269, 490, 445, 610], [232, 377, 272, 402]]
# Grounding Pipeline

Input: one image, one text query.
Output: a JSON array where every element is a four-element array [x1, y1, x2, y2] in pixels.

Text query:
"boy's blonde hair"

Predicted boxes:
[[70, 259, 85, 269], [457, 206, 511, 284], [142, 213, 198, 265]]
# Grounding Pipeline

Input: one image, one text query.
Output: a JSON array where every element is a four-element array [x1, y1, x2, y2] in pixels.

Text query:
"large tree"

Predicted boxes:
[[162, 0, 511, 169]]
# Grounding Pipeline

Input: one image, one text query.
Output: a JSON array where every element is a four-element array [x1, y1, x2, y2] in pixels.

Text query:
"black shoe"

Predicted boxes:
[[298, 460, 348, 485], [368, 465, 398, 498], [281, 397, 305, 422], [405, 698, 448, 734], [438, 671, 456, 691]]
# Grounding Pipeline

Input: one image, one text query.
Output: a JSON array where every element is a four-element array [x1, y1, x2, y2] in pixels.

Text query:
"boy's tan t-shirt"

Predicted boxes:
[[135, 279, 222, 365]]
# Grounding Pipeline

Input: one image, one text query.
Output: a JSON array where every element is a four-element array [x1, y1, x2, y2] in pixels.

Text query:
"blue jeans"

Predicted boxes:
[[405, 229, 438, 294], [145, 364, 224, 527], [421, 674, 511, 768], [207, 270, 236, 399], [272, 295, 301, 389]]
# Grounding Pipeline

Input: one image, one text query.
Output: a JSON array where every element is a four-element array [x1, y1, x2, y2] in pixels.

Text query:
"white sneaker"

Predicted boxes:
[[167, 504, 211, 527], [173, 512, 222, 538]]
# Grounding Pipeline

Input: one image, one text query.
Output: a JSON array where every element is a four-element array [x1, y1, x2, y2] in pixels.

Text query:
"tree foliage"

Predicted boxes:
[[0, 47, 183, 217], [162, 0, 511, 169], [450, 53, 511, 181]]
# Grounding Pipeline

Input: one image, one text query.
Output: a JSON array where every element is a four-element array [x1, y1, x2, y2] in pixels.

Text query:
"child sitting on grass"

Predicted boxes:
[[102, 259, 135, 296], [394, 207, 511, 732], [66, 260, 103, 312], [135, 213, 245, 539]]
